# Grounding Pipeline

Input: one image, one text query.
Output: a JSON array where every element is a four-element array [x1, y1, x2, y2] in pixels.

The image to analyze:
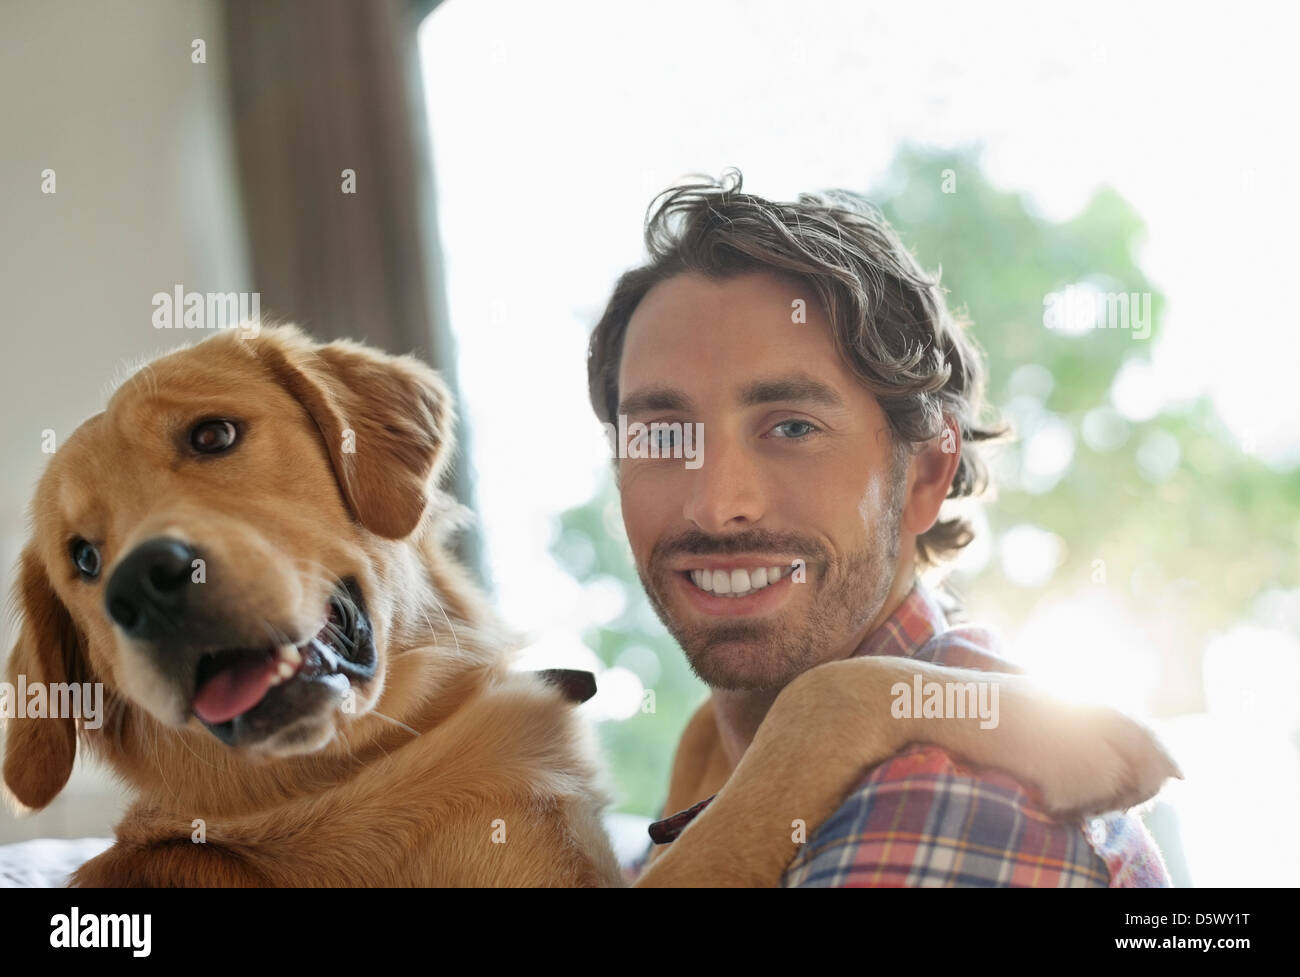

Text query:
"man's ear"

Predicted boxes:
[[249, 328, 456, 540], [3, 548, 83, 812], [901, 417, 962, 536]]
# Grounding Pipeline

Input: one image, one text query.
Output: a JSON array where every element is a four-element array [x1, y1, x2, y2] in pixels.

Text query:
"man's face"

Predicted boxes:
[[616, 270, 911, 692]]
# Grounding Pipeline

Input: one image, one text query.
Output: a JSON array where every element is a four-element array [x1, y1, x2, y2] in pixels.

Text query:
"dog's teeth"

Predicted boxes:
[[269, 673, 283, 687], [278, 644, 302, 666], [277, 661, 296, 679]]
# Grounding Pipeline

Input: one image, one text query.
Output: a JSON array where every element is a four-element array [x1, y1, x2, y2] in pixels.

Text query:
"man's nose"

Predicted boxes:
[[105, 537, 200, 639], [682, 437, 765, 533]]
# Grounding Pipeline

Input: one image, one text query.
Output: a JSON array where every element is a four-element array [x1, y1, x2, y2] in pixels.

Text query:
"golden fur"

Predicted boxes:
[[2, 325, 1181, 887]]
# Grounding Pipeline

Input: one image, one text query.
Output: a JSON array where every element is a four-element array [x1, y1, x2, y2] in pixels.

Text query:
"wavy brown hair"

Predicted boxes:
[[586, 169, 1006, 568]]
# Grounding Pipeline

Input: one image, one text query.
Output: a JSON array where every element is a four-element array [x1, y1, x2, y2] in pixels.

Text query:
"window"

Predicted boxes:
[[418, 0, 1299, 884]]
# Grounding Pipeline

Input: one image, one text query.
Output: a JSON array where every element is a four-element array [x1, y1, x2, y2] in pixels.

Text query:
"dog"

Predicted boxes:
[[2, 325, 1180, 886]]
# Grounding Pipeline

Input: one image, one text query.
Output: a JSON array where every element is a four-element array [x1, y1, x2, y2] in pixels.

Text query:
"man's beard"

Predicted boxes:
[[637, 459, 907, 693]]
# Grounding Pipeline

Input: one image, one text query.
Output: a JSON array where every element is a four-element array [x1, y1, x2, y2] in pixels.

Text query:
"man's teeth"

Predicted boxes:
[[268, 643, 304, 686], [690, 566, 787, 596]]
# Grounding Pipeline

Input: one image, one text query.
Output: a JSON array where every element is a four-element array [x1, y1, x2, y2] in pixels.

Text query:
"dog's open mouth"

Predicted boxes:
[[190, 579, 376, 745]]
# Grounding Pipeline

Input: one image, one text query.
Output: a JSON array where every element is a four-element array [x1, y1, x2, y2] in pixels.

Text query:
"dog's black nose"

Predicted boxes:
[[105, 537, 200, 639]]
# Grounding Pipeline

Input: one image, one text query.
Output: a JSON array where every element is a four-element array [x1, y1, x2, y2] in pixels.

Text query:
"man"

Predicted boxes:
[[585, 171, 1172, 886]]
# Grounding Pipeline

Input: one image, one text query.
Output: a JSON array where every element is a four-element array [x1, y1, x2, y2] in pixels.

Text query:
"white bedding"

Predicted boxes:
[[0, 838, 112, 888]]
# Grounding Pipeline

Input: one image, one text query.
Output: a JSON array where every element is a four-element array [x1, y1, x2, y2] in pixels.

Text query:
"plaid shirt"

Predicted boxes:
[[646, 580, 1173, 888]]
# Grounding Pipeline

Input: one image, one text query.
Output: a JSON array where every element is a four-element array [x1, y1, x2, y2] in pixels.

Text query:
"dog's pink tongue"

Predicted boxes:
[[193, 655, 278, 725]]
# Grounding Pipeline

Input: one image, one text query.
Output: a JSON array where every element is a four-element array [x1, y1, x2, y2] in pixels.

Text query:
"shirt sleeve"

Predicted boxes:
[[780, 745, 1113, 888]]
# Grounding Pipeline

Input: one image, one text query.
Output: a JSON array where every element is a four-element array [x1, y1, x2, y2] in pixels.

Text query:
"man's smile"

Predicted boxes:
[[672, 561, 800, 617]]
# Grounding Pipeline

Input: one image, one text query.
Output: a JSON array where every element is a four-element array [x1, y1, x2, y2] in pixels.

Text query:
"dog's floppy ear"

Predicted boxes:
[[3, 548, 83, 811], [251, 328, 456, 540]]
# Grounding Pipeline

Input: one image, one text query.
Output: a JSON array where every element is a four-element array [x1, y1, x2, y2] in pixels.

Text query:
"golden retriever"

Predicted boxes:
[[1, 325, 1180, 887]]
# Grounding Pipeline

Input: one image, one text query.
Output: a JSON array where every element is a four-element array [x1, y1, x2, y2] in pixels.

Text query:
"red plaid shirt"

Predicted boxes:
[[646, 581, 1173, 887]]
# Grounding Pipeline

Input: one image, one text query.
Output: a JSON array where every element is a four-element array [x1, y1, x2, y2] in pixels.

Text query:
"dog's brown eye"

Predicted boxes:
[[70, 538, 101, 580], [191, 419, 238, 454]]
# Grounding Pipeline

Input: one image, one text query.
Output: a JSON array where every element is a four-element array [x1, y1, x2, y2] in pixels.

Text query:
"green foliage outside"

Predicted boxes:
[[551, 145, 1300, 817]]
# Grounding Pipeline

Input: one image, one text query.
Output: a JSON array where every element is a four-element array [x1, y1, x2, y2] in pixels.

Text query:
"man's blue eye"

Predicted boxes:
[[772, 420, 816, 438]]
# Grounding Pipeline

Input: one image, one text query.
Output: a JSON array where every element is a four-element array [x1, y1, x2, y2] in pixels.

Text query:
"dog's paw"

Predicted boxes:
[[1011, 701, 1183, 819]]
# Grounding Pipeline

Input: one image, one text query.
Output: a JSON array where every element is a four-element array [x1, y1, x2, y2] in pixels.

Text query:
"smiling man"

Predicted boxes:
[[586, 172, 1172, 887], [613, 271, 935, 746]]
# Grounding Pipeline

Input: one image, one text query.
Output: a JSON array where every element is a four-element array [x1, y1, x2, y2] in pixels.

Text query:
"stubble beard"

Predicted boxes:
[[638, 460, 907, 693]]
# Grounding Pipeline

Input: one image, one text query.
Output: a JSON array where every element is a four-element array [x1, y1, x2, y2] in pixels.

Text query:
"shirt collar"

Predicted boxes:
[[849, 578, 948, 660]]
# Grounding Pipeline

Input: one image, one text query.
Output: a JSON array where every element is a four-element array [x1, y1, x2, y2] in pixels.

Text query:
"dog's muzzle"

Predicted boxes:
[[190, 579, 377, 747], [105, 540, 377, 747]]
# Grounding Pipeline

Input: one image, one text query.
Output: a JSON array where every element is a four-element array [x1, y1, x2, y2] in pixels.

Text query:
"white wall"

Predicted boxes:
[[0, 0, 250, 842]]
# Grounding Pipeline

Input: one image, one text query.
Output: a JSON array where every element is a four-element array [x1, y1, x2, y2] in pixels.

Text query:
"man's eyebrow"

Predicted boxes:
[[618, 386, 695, 416], [739, 374, 847, 409]]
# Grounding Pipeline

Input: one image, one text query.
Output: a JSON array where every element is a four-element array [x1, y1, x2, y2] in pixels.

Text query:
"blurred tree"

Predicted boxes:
[[878, 145, 1297, 712], [552, 144, 1300, 817]]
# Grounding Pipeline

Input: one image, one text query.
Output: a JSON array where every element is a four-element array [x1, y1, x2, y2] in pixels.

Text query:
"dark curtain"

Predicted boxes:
[[220, 0, 484, 582]]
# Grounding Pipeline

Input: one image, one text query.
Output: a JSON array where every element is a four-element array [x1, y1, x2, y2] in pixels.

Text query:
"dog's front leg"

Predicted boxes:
[[635, 656, 1181, 887]]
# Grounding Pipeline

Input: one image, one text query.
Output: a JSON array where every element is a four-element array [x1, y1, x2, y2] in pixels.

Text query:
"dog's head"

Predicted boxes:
[[4, 325, 459, 810]]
